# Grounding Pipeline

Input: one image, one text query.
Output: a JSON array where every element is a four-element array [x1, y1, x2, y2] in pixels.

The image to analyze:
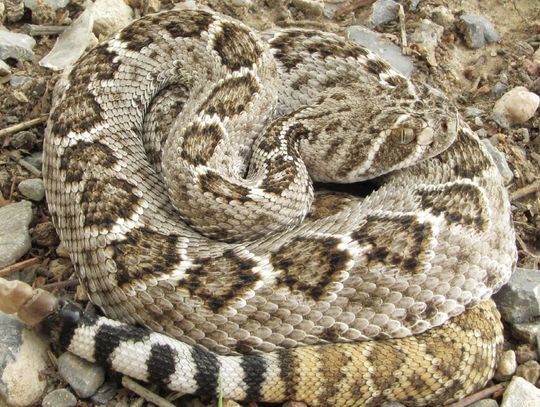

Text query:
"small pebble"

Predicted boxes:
[[90, 381, 118, 404], [10, 130, 38, 150], [49, 258, 72, 279], [458, 14, 499, 49], [42, 388, 78, 407], [57, 352, 106, 399], [514, 128, 530, 144], [492, 82, 507, 97], [18, 178, 45, 201], [492, 87, 539, 128], [501, 376, 540, 406], [493, 267, 540, 324], [368, 0, 399, 28], [494, 349, 517, 380], [515, 360, 540, 385], [0, 313, 49, 406], [24, 0, 70, 11], [32, 221, 60, 247], [9, 75, 34, 87], [23, 152, 43, 171], [380, 402, 406, 407], [474, 116, 483, 126], [0, 30, 36, 61], [516, 344, 538, 364], [91, 0, 134, 37], [0, 200, 33, 268]]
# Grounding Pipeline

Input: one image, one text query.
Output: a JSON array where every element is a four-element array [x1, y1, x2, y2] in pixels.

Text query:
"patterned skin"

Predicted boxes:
[[34, 8, 517, 406]]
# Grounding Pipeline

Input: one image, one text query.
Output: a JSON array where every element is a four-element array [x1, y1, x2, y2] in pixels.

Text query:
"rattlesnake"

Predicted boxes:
[[23, 6, 519, 406]]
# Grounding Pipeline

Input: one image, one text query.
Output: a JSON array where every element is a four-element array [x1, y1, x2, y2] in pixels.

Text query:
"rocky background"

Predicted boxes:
[[0, 0, 539, 406]]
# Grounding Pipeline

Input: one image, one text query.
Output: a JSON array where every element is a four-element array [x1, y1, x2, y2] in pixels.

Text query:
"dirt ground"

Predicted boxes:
[[0, 0, 539, 406]]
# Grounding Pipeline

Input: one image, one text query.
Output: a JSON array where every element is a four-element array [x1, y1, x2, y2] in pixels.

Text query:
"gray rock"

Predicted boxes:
[[380, 402, 406, 407], [24, 0, 70, 11], [480, 139, 514, 185], [18, 178, 45, 201], [410, 19, 444, 66], [369, 0, 399, 28], [493, 268, 540, 324], [347, 25, 414, 77], [458, 14, 499, 49], [91, 381, 118, 404], [42, 388, 78, 407], [493, 82, 508, 97], [0, 200, 33, 268], [0, 313, 49, 406], [469, 399, 498, 407], [9, 75, 34, 87], [512, 321, 540, 344], [464, 107, 483, 117], [10, 130, 37, 150], [23, 152, 43, 172], [0, 30, 36, 62], [501, 376, 540, 406], [57, 352, 105, 398]]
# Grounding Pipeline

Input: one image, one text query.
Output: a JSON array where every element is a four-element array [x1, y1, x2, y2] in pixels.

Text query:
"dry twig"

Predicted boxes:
[[0, 258, 40, 277], [510, 181, 540, 201], [446, 383, 506, 407], [121, 377, 177, 407], [0, 115, 48, 138]]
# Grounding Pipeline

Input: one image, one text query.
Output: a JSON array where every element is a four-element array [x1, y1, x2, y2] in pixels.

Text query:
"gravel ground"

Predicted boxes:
[[0, 0, 539, 406]]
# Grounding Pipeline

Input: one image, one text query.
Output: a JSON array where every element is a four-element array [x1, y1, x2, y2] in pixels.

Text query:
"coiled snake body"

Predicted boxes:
[[41, 8, 516, 406]]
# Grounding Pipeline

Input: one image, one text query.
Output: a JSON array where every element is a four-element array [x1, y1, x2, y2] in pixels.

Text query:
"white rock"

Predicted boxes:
[[90, 0, 134, 38], [501, 376, 540, 406], [23, 0, 70, 11], [40, 8, 96, 71], [494, 349, 517, 380], [0, 30, 36, 61], [0, 313, 49, 407], [492, 87, 539, 127], [0, 201, 33, 268], [18, 178, 45, 201]]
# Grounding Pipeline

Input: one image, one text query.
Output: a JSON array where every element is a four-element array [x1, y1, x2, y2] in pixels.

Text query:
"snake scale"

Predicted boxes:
[[37, 6, 517, 406]]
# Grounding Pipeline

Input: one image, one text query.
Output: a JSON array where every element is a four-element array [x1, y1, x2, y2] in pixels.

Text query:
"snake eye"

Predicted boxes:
[[389, 127, 416, 144]]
